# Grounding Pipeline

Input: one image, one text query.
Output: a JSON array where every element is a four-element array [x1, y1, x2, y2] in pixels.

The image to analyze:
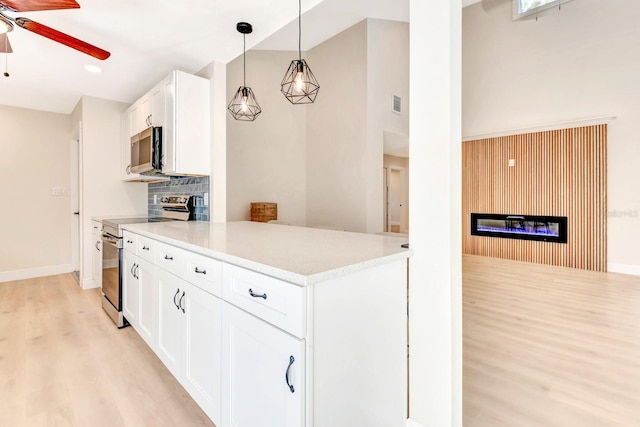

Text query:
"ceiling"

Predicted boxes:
[[0, 0, 414, 114]]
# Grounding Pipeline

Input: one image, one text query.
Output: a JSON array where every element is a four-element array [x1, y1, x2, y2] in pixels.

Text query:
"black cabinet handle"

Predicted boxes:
[[248, 288, 267, 300], [134, 264, 139, 280], [126, 239, 133, 244], [285, 355, 295, 393], [194, 267, 206, 275], [95, 241, 100, 251], [173, 288, 180, 309], [131, 264, 136, 277], [142, 246, 150, 251], [164, 255, 174, 261], [179, 291, 186, 313]]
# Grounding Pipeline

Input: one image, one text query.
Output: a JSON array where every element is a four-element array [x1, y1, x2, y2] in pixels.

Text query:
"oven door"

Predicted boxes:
[[101, 233, 122, 310]]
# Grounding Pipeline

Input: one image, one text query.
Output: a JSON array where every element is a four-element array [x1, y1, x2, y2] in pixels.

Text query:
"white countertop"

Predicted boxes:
[[122, 221, 411, 286], [91, 214, 150, 222]]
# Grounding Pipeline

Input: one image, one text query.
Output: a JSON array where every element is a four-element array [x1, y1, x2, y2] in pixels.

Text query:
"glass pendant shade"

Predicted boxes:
[[281, 59, 319, 104], [228, 86, 262, 121]]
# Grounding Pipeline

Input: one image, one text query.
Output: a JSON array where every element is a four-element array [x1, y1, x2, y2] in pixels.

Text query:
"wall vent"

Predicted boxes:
[[392, 95, 402, 114]]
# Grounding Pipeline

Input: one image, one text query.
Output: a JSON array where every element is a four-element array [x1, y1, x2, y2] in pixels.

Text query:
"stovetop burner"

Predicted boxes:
[[102, 195, 197, 237]]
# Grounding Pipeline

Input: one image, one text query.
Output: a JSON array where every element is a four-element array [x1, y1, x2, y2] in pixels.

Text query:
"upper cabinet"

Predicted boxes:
[[121, 70, 210, 181], [161, 70, 210, 176]]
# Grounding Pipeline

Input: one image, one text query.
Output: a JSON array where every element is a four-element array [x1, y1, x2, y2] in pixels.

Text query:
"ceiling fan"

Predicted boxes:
[[0, 0, 110, 60]]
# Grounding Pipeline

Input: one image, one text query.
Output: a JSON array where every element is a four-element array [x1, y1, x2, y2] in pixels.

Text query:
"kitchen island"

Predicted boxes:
[[120, 220, 411, 427]]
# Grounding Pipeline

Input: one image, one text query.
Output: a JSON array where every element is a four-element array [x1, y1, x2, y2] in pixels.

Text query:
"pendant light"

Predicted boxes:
[[228, 22, 262, 121], [281, 0, 319, 104]]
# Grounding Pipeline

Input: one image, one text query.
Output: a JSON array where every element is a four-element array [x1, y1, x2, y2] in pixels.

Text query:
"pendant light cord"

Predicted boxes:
[[243, 33, 246, 87], [298, 0, 302, 61]]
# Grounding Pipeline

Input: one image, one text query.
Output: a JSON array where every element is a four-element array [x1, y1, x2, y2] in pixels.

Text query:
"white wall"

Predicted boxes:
[[463, 0, 640, 273], [0, 105, 72, 281], [367, 19, 410, 233], [226, 50, 307, 226], [71, 96, 148, 288], [306, 20, 369, 232]]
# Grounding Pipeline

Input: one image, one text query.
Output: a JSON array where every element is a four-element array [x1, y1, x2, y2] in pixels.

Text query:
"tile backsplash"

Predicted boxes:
[[148, 176, 209, 221]]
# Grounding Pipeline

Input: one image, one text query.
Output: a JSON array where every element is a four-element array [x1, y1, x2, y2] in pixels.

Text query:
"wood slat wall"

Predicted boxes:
[[462, 125, 607, 271]]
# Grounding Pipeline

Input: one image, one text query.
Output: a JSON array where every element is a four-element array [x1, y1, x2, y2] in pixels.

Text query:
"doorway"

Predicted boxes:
[[384, 164, 409, 234], [70, 128, 81, 286]]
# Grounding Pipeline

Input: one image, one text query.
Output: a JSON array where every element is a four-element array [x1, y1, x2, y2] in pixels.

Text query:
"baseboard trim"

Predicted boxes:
[[406, 419, 427, 427], [607, 262, 640, 276], [0, 264, 73, 283]]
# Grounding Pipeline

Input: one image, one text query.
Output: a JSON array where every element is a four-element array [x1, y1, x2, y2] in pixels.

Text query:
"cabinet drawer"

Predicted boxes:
[[185, 252, 222, 298], [156, 241, 187, 277], [122, 231, 137, 252], [137, 235, 156, 263], [223, 264, 306, 339]]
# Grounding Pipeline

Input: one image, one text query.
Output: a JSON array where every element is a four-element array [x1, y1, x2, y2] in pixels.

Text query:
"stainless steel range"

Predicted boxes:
[[101, 195, 197, 327]]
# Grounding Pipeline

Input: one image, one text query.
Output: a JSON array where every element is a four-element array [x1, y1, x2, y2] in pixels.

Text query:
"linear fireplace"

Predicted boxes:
[[471, 213, 568, 243]]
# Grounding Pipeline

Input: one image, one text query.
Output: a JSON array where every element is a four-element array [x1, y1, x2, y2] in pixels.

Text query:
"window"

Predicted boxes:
[[512, 0, 573, 20]]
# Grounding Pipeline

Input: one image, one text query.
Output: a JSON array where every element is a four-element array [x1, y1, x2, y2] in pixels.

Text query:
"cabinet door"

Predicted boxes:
[[137, 257, 157, 350], [222, 302, 305, 427], [92, 227, 102, 288], [156, 268, 184, 377], [149, 82, 165, 128], [183, 283, 221, 424], [131, 95, 151, 135], [122, 251, 139, 328]]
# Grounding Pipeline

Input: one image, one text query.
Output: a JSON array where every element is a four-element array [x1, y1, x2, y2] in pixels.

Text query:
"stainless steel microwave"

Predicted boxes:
[[131, 127, 162, 174]]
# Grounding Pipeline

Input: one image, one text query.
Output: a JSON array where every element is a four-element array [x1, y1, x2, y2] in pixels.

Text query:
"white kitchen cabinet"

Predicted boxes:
[[121, 223, 409, 427], [221, 301, 304, 427], [130, 95, 151, 136], [123, 240, 157, 349], [157, 267, 184, 376], [136, 257, 157, 349], [91, 220, 102, 288], [122, 249, 138, 328], [121, 70, 207, 180], [121, 83, 168, 182], [160, 70, 210, 176], [157, 268, 221, 424]]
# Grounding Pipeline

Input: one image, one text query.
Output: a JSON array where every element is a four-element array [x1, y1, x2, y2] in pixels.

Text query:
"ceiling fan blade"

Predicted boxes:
[[0, 33, 13, 53], [0, 0, 79, 12], [15, 17, 110, 60]]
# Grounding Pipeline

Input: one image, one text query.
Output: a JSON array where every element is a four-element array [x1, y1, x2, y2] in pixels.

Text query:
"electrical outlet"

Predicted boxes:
[[154, 194, 157, 204], [508, 159, 515, 167], [51, 187, 71, 196]]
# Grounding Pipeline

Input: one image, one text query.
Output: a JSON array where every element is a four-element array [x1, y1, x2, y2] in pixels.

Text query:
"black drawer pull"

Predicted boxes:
[[126, 239, 133, 244], [285, 355, 295, 393], [248, 289, 267, 300], [195, 267, 206, 275], [173, 288, 180, 309], [142, 246, 150, 251], [164, 255, 174, 260], [179, 291, 186, 313]]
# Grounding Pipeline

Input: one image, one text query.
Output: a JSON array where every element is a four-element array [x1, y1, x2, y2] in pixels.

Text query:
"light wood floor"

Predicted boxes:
[[4, 258, 639, 426], [463, 254, 640, 427], [0, 274, 215, 427]]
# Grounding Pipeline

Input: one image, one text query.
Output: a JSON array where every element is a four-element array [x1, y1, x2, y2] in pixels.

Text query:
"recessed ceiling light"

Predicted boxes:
[[85, 64, 102, 73]]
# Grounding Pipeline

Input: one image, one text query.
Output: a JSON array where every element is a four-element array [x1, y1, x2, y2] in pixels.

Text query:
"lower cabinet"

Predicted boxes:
[[221, 301, 305, 427], [91, 221, 102, 288], [157, 268, 221, 424], [122, 250, 138, 328], [136, 257, 157, 349]]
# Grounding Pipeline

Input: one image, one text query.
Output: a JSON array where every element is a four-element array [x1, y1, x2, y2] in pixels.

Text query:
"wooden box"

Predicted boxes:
[[250, 202, 277, 223]]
